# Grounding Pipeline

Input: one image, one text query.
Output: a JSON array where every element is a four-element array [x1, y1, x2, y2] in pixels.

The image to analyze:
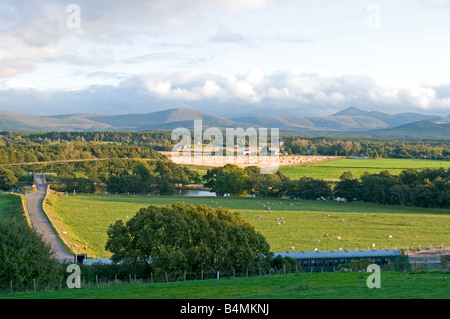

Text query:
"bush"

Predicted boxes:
[[105, 203, 271, 278], [0, 218, 62, 292], [337, 258, 374, 272]]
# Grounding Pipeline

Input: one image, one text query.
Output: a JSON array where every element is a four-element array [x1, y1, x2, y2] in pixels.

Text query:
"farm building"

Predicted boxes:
[[274, 249, 400, 272]]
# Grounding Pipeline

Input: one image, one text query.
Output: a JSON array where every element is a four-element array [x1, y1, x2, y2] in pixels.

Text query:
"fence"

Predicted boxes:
[[0, 264, 298, 295]]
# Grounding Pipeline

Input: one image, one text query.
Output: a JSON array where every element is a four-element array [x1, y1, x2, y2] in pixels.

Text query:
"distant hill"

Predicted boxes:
[[365, 117, 450, 139], [332, 107, 440, 127], [0, 106, 448, 139]]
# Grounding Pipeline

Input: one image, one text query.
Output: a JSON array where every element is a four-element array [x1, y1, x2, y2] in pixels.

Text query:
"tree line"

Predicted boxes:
[[2, 131, 449, 161], [204, 164, 450, 209], [282, 136, 450, 159], [0, 142, 164, 165]]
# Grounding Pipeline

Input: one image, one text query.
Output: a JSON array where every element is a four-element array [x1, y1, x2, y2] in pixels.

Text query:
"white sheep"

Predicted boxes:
[[371, 243, 376, 248], [337, 236, 341, 240], [316, 239, 320, 243], [388, 235, 393, 239], [339, 219, 344, 222], [289, 246, 295, 250], [276, 222, 281, 226], [323, 234, 328, 237], [314, 248, 318, 252]]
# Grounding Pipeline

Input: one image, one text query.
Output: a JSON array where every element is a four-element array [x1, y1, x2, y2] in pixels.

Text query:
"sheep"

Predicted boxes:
[[256, 216, 261, 220], [289, 246, 295, 250], [275, 218, 279, 221], [313, 248, 318, 252], [337, 236, 341, 240], [361, 214, 365, 217], [279, 217, 284, 220], [325, 214, 330, 217], [339, 247, 343, 251], [315, 239, 320, 243], [281, 221, 285, 224], [247, 210, 251, 213], [371, 243, 376, 248], [276, 222, 281, 226], [388, 235, 393, 239], [323, 234, 328, 237], [339, 219, 344, 222], [62, 231, 67, 235]]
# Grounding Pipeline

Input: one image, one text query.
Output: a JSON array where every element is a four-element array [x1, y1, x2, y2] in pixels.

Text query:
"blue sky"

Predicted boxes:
[[1, 0, 450, 116]]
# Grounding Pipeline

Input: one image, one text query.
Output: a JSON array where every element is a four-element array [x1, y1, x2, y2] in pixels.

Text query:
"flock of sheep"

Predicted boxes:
[[250, 200, 394, 252]]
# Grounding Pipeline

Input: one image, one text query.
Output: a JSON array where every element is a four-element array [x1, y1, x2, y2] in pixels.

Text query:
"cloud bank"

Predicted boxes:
[[2, 68, 450, 116]]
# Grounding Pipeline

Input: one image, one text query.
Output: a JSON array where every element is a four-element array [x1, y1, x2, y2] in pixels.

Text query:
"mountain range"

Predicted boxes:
[[0, 107, 449, 138]]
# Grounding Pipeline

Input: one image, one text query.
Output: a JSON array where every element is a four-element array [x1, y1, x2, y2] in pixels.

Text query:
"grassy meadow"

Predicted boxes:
[[278, 158, 450, 180], [0, 194, 24, 220], [43, 194, 450, 258], [1, 271, 448, 299]]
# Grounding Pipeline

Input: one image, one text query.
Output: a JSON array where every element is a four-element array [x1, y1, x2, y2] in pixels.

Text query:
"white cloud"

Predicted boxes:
[[133, 69, 450, 115]]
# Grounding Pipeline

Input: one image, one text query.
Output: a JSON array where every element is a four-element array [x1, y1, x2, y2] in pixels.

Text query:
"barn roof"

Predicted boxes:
[[274, 249, 400, 260]]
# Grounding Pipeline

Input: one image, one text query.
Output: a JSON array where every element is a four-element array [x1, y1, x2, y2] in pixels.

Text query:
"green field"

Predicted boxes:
[[279, 158, 450, 180], [44, 194, 450, 258], [0, 194, 24, 220], [1, 271, 448, 299]]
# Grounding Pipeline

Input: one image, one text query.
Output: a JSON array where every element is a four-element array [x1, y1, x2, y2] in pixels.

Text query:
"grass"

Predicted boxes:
[[279, 158, 450, 180], [0, 194, 25, 220], [1, 271, 448, 299], [43, 194, 450, 258]]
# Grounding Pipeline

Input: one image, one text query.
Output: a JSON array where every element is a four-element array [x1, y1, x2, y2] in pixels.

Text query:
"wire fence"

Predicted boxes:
[[0, 265, 298, 295]]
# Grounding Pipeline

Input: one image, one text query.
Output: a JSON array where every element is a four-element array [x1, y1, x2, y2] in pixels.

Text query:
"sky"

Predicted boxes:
[[1, 0, 450, 117]]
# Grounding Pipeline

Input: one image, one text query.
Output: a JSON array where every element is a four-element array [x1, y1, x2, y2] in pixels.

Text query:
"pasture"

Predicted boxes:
[[0, 194, 24, 220], [43, 194, 450, 258], [1, 271, 448, 299], [278, 158, 450, 180]]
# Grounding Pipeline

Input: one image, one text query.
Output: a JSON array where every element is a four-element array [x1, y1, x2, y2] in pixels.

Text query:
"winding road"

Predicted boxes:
[[27, 174, 73, 262]]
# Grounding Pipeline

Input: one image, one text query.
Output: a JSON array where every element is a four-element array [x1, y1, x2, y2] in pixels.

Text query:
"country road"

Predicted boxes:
[[27, 174, 73, 261]]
